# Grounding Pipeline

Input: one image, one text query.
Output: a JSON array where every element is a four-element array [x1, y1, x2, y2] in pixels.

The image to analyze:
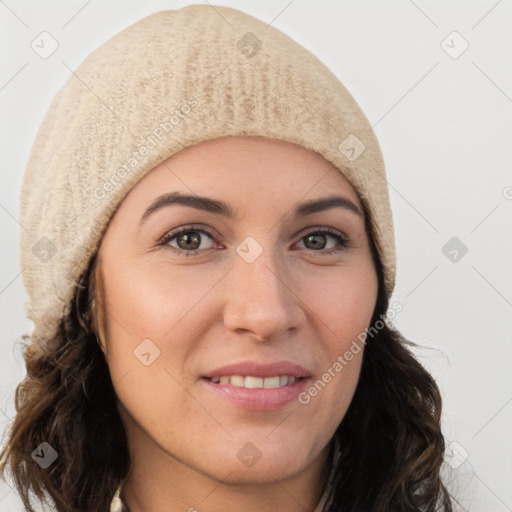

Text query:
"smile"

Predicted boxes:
[[206, 375, 297, 388]]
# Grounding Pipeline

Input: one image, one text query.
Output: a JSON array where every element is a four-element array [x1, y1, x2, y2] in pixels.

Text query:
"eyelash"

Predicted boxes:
[[157, 224, 351, 257]]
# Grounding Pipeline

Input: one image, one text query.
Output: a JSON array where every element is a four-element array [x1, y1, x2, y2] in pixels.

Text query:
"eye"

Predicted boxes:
[[294, 228, 349, 254], [158, 225, 216, 256], [158, 225, 350, 257]]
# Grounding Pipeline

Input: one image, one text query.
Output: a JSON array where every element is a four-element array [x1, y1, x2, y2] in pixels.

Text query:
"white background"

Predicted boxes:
[[1, 1, 511, 510]]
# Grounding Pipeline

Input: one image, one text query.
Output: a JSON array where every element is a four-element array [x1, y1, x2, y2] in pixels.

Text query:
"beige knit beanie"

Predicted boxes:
[[19, 4, 396, 347]]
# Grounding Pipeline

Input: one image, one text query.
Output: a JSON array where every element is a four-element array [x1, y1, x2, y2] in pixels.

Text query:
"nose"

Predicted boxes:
[[222, 241, 305, 342]]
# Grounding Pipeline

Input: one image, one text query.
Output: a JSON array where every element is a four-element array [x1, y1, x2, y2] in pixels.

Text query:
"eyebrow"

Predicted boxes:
[[140, 191, 363, 224]]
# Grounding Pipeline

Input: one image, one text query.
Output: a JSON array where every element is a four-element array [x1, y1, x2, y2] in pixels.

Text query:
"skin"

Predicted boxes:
[[95, 136, 378, 512]]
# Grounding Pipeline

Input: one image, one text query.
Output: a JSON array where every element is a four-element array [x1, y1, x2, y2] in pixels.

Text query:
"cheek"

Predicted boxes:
[[312, 263, 378, 350], [100, 258, 225, 411], [100, 262, 207, 433], [102, 259, 212, 344], [295, 260, 377, 422]]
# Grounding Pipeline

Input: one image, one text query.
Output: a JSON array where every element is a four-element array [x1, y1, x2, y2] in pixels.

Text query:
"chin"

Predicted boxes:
[[192, 443, 315, 485], [206, 460, 306, 486]]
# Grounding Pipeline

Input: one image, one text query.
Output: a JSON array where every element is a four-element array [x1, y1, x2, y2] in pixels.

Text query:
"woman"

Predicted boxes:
[[0, 5, 453, 511]]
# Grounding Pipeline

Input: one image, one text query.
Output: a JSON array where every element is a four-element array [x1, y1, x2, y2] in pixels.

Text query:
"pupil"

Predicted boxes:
[[180, 232, 199, 250], [307, 234, 325, 249]]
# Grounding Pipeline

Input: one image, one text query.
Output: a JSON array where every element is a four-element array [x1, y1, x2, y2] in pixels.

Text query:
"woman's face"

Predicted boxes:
[[97, 136, 378, 486]]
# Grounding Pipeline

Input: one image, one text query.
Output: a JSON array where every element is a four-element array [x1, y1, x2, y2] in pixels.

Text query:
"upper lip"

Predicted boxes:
[[202, 360, 312, 379]]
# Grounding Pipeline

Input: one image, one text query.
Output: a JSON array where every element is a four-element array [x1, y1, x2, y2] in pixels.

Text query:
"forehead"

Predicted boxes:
[[118, 137, 362, 224], [120, 136, 362, 212]]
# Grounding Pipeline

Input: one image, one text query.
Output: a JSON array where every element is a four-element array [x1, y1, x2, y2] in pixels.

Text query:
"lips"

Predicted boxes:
[[201, 360, 312, 410]]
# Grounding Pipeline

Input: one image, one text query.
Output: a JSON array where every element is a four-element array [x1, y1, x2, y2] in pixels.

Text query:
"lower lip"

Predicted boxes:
[[201, 377, 311, 411]]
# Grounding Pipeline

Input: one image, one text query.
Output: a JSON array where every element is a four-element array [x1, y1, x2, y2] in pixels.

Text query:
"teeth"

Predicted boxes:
[[245, 376, 264, 388], [264, 376, 281, 388], [208, 375, 298, 388], [230, 375, 245, 387]]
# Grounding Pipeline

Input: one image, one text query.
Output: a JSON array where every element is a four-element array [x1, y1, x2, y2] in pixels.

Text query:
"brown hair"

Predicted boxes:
[[0, 255, 130, 511], [1, 240, 453, 512]]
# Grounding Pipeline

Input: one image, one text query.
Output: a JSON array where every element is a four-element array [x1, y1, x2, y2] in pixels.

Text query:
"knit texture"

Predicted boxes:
[[19, 4, 396, 346]]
